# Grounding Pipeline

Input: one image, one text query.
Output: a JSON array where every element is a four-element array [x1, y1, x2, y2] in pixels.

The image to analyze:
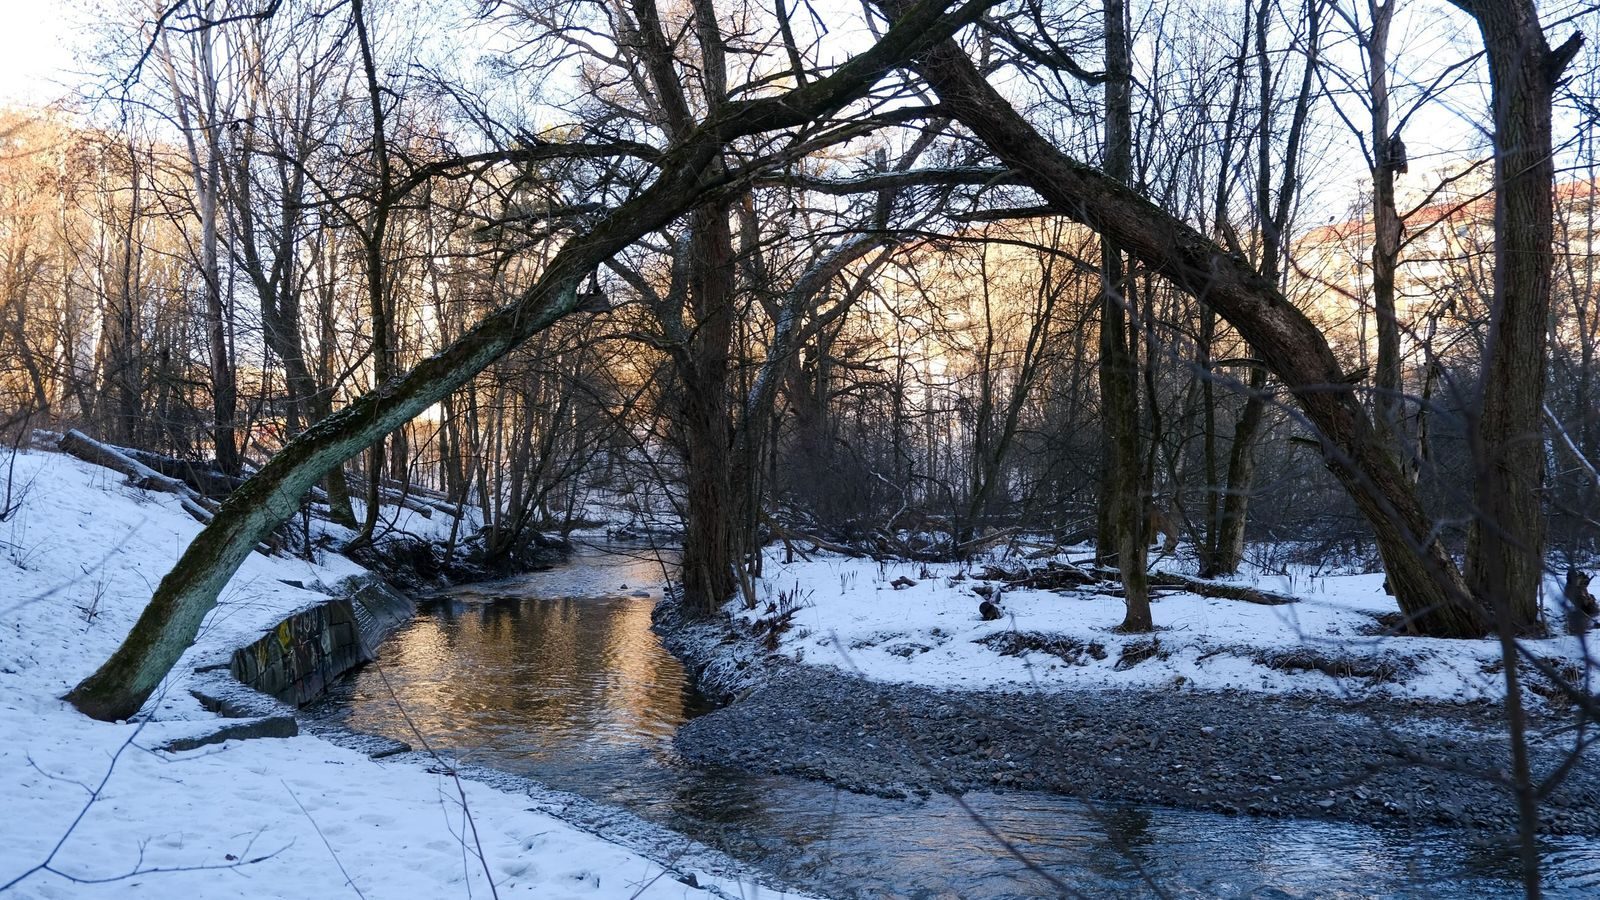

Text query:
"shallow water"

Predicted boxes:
[[318, 543, 1600, 898]]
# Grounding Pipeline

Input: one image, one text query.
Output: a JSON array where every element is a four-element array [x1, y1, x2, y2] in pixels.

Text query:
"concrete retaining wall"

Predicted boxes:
[[230, 574, 415, 706]]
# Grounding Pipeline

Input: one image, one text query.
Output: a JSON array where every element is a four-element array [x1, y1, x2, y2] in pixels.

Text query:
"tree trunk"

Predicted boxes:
[[107, 142, 143, 448], [1102, 256, 1150, 630], [1368, 0, 1405, 462], [1199, 309, 1221, 569], [1098, 0, 1151, 631], [155, 20, 238, 474], [200, 153, 238, 476], [1198, 1, 1250, 573], [1204, 0, 1319, 577], [677, 203, 740, 615], [1456, 0, 1572, 633], [350, 0, 396, 551], [1205, 367, 1266, 576], [962, 248, 1057, 550]]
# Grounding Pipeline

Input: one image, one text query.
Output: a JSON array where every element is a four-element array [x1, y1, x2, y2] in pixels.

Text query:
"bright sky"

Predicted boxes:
[[0, 0, 1569, 229], [0, 0, 87, 106]]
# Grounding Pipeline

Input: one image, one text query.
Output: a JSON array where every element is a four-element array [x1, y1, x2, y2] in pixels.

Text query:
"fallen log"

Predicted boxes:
[[374, 485, 434, 519], [58, 431, 278, 554], [121, 448, 246, 499], [1147, 572, 1298, 606], [376, 476, 464, 517], [411, 495, 464, 518], [767, 521, 872, 559], [952, 526, 1024, 557], [111, 448, 464, 522], [979, 560, 1298, 606], [306, 483, 465, 523], [59, 430, 217, 526], [981, 561, 1102, 591]]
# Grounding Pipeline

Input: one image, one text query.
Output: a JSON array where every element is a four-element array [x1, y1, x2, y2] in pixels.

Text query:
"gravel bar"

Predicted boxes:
[[658, 602, 1600, 837]]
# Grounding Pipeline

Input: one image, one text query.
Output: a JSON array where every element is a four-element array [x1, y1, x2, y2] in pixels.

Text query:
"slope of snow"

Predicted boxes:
[[734, 547, 1599, 707], [0, 450, 798, 899]]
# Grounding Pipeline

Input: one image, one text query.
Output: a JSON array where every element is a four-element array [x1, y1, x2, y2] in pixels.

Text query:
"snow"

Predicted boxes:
[[3, 443, 1591, 898], [734, 546, 1600, 708], [0, 450, 801, 899]]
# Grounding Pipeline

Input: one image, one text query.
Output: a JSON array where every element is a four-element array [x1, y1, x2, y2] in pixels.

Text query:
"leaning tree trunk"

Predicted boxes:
[[65, 255, 599, 721], [64, 0, 988, 721], [898, 14, 1490, 637]]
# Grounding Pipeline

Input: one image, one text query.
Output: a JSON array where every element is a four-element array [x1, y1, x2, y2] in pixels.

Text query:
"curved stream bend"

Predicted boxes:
[[314, 545, 1600, 899]]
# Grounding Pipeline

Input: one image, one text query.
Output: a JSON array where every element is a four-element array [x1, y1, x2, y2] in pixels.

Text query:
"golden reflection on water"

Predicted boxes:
[[339, 549, 700, 761]]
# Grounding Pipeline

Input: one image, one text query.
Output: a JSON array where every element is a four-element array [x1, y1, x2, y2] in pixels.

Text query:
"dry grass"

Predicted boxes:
[[977, 631, 1108, 666], [1253, 648, 1419, 683]]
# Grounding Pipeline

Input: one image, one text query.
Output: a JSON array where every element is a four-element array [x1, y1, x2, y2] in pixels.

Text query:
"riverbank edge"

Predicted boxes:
[[214, 544, 814, 900], [652, 594, 1600, 839], [651, 589, 786, 704], [185, 548, 436, 721], [194, 531, 568, 718], [294, 720, 812, 900]]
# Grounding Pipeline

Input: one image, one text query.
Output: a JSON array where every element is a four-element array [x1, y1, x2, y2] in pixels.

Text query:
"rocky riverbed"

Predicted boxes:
[[658, 602, 1600, 838]]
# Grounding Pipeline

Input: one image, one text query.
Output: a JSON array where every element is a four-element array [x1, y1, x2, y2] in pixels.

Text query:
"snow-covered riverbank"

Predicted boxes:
[[730, 547, 1598, 708], [0, 449, 798, 899]]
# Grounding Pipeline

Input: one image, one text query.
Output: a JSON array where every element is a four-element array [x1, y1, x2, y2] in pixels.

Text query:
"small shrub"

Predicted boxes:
[[1115, 638, 1167, 670], [751, 580, 812, 651], [1524, 660, 1587, 708], [886, 641, 931, 658]]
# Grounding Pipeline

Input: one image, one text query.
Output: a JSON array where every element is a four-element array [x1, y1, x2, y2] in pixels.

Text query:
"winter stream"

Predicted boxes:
[[315, 544, 1600, 898]]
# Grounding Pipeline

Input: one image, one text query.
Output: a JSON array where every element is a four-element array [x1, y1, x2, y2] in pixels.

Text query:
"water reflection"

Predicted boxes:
[[318, 544, 1600, 899], [333, 545, 703, 765]]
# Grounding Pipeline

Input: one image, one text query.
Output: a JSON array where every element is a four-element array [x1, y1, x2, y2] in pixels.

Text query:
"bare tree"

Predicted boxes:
[[63, 0, 998, 720], [1096, 0, 1151, 630], [891, 0, 1492, 636]]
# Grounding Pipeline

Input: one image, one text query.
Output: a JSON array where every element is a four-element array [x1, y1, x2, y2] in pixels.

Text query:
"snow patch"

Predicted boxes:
[[730, 547, 1599, 708]]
